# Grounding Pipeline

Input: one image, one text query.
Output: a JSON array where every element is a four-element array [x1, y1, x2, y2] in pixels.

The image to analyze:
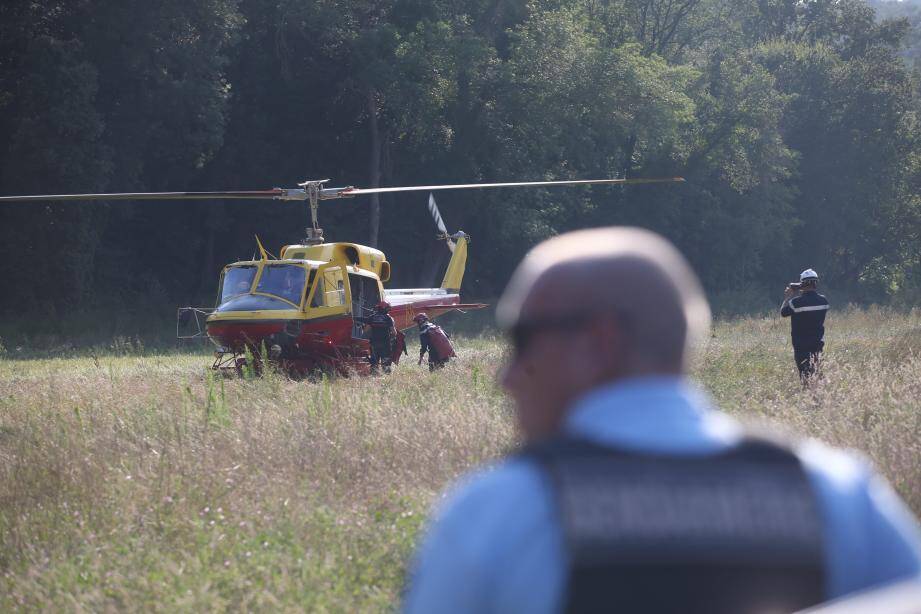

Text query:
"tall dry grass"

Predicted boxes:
[[697, 306, 921, 506], [0, 308, 919, 610], [0, 337, 513, 611]]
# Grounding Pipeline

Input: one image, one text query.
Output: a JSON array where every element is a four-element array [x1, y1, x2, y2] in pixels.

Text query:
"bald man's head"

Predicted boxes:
[[498, 227, 711, 440], [499, 227, 710, 372]]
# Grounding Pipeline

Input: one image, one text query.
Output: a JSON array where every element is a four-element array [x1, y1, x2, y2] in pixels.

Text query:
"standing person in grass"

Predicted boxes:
[[413, 313, 455, 371], [781, 269, 829, 381], [403, 227, 921, 614], [356, 301, 397, 374]]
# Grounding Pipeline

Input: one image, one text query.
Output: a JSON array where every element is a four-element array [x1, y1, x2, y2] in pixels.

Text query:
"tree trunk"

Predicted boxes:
[[367, 87, 382, 248], [199, 201, 224, 305], [623, 133, 638, 178]]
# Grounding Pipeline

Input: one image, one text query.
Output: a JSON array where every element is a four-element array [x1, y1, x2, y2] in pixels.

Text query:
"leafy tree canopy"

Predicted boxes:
[[1, 0, 919, 337]]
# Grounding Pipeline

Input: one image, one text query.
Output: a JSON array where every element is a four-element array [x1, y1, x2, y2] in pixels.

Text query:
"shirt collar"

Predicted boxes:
[[563, 376, 741, 454]]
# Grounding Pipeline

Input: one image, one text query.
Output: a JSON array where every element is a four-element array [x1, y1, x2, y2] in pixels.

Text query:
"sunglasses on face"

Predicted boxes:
[[507, 313, 597, 357]]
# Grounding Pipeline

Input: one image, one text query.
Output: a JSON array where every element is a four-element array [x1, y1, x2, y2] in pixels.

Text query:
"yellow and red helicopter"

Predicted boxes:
[[0, 176, 683, 375]]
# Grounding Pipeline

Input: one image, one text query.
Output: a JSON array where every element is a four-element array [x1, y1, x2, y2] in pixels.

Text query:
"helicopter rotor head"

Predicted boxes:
[[296, 179, 330, 188]]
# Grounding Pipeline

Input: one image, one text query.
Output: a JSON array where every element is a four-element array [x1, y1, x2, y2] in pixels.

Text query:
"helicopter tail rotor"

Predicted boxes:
[[428, 193, 457, 253]]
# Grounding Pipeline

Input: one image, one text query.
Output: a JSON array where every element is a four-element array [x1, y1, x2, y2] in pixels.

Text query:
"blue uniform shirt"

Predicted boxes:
[[403, 377, 921, 613]]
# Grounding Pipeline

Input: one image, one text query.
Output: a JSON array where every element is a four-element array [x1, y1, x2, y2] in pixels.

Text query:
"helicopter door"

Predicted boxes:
[[349, 273, 382, 338], [305, 262, 351, 317]]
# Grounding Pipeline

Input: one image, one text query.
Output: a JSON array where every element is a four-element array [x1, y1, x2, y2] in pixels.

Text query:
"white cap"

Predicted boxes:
[[800, 268, 819, 281]]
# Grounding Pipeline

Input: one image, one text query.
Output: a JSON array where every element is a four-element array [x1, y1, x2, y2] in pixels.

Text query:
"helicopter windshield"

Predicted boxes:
[[256, 264, 306, 306], [220, 265, 257, 302]]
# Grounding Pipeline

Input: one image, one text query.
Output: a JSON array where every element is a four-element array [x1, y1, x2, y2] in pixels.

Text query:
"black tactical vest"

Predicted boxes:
[[524, 437, 827, 614], [365, 312, 394, 348]]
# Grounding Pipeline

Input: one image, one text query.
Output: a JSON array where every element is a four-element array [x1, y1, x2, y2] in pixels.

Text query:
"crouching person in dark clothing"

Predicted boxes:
[[356, 301, 397, 374], [413, 313, 455, 371], [781, 268, 829, 382]]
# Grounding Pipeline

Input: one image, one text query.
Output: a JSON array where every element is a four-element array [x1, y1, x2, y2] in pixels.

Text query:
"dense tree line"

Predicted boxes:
[[1, 0, 919, 339], [870, 0, 921, 67]]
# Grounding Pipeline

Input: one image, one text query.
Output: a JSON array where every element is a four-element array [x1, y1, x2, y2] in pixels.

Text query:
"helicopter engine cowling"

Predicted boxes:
[[280, 242, 390, 282]]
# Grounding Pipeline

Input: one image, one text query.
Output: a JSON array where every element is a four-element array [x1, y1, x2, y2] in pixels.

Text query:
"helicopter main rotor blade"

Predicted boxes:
[[333, 176, 684, 197], [0, 176, 685, 204], [0, 189, 290, 203]]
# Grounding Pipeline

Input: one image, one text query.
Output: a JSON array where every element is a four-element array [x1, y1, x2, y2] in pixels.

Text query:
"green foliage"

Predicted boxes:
[[1, 0, 920, 332], [869, 0, 921, 67], [754, 35, 920, 295]]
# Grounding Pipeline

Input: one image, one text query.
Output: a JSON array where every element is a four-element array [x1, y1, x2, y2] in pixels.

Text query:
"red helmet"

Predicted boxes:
[[413, 313, 429, 323], [375, 300, 391, 311]]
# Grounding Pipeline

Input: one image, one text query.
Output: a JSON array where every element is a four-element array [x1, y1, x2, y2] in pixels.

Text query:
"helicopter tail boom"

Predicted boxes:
[[441, 233, 468, 292]]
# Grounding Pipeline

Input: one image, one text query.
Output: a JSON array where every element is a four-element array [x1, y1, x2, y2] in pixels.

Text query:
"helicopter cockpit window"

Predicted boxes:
[[256, 264, 306, 306], [220, 266, 257, 302]]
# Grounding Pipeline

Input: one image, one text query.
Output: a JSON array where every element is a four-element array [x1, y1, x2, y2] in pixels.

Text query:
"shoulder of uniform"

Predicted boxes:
[[809, 293, 828, 306], [418, 457, 554, 572], [797, 438, 870, 490], [433, 458, 548, 528]]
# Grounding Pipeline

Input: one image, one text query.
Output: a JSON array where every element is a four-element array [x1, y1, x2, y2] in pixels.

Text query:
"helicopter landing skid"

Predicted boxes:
[[212, 348, 247, 377]]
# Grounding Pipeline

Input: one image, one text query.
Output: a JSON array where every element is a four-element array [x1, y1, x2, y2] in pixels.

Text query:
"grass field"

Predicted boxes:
[[1, 307, 919, 611]]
